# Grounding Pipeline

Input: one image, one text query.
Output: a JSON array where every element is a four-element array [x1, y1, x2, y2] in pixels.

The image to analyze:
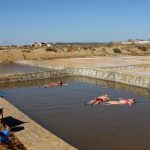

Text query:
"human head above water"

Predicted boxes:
[[129, 98, 136, 104], [104, 94, 109, 97], [58, 81, 63, 85], [103, 94, 110, 100]]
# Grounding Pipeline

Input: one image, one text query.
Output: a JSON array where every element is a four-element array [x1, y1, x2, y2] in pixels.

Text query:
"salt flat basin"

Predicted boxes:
[[0, 63, 49, 74], [43, 56, 150, 68], [1, 76, 150, 150]]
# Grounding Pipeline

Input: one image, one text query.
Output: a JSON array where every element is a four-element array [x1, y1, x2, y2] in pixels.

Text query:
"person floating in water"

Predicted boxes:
[[101, 98, 136, 106], [85, 94, 110, 105], [43, 81, 63, 88]]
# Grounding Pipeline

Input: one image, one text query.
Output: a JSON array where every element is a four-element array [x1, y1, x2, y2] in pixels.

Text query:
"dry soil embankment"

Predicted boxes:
[[1, 44, 150, 62]]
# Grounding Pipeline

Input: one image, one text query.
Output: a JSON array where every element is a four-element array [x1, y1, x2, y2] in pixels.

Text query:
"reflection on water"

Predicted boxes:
[[1, 76, 150, 97], [1, 77, 150, 150]]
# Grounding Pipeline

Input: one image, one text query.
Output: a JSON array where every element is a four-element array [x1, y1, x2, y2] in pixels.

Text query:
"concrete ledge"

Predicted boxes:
[[0, 97, 77, 150], [15, 60, 65, 70], [69, 68, 150, 88], [1, 60, 150, 89], [0, 70, 67, 83]]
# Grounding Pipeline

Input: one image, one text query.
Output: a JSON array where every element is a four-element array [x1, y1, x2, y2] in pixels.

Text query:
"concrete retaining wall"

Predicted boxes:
[[68, 68, 150, 89], [1, 61, 150, 89], [0, 70, 67, 83]]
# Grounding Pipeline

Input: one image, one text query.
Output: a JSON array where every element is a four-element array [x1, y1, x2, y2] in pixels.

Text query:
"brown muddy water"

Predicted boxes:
[[0, 63, 49, 74], [1, 77, 150, 150]]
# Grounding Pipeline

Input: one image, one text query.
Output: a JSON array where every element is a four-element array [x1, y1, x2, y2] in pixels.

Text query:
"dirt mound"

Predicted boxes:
[[0, 44, 150, 62]]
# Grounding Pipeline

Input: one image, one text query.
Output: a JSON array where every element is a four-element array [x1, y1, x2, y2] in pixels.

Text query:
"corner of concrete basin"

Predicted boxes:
[[0, 97, 77, 150]]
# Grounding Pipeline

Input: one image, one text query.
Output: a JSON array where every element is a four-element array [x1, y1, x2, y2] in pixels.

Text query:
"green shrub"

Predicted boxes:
[[113, 48, 121, 53], [22, 49, 31, 53], [45, 47, 57, 52], [137, 46, 148, 51]]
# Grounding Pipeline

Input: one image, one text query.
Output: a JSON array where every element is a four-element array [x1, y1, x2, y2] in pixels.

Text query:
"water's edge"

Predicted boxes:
[[1, 60, 150, 149], [0, 97, 77, 150], [0, 60, 150, 89]]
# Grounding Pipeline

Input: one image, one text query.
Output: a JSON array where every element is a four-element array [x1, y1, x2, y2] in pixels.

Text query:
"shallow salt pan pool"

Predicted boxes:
[[1, 77, 150, 150]]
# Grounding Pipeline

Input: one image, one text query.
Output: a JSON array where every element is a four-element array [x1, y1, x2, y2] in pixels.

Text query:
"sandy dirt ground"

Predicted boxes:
[[1, 43, 150, 62], [40, 56, 150, 76], [43, 56, 150, 68]]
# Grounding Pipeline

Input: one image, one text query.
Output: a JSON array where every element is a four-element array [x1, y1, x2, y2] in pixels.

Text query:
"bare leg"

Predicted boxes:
[[94, 101, 100, 105], [87, 100, 96, 105]]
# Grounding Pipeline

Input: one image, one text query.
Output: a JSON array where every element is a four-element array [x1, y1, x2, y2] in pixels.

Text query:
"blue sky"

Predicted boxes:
[[0, 0, 150, 44]]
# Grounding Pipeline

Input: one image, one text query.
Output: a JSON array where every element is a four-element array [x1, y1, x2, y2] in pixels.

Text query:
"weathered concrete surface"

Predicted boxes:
[[0, 70, 67, 83], [12, 60, 150, 89], [0, 97, 77, 150], [1, 56, 150, 89], [68, 68, 150, 88]]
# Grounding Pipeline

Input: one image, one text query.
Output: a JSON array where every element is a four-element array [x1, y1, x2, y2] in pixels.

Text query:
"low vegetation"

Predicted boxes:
[[45, 47, 58, 52], [0, 43, 150, 62], [113, 48, 121, 53], [137, 45, 148, 51]]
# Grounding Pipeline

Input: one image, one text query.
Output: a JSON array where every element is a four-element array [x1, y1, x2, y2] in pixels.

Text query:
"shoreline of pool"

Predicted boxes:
[[0, 97, 77, 150], [0, 60, 150, 89]]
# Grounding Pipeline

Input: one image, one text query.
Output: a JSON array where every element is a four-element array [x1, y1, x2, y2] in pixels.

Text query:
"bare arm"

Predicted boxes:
[[101, 101, 122, 105]]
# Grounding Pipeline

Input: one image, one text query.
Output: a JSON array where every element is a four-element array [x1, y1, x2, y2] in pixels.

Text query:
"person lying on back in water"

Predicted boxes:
[[85, 94, 110, 105], [101, 98, 136, 106], [43, 81, 63, 88]]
